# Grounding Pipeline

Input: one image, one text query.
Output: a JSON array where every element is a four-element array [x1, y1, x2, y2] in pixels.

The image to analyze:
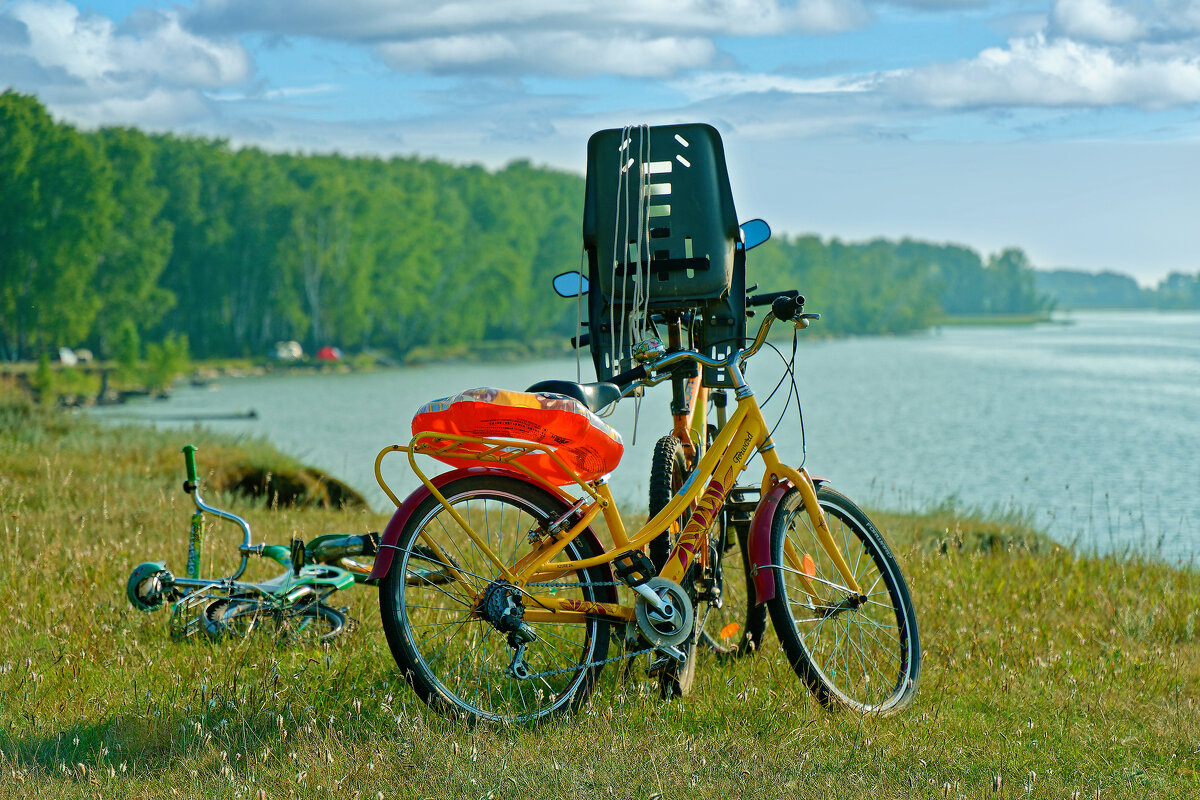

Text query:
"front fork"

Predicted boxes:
[[759, 465, 864, 599], [186, 510, 205, 579], [791, 472, 863, 596]]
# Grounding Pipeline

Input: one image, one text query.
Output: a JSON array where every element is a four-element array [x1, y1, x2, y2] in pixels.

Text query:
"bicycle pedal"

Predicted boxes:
[[614, 549, 656, 587], [647, 644, 688, 676]]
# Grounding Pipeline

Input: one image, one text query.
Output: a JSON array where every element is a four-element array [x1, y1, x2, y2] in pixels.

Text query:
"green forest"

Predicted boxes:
[[6, 89, 1190, 366], [1035, 268, 1200, 309]]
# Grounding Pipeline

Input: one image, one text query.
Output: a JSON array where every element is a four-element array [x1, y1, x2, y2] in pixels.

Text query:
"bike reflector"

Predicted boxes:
[[411, 387, 624, 485]]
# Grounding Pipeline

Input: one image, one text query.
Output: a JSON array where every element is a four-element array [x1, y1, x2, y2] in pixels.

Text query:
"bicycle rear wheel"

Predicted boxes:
[[766, 486, 920, 714], [648, 436, 767, 659], [380, 475, 612, 723]]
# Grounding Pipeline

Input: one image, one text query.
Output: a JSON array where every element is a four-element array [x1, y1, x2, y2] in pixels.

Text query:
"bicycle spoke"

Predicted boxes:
[[384, 479, 610, 723]]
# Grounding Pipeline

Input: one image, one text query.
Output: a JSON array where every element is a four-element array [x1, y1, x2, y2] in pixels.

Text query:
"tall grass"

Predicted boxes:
[[0, 381, 1196, 798]]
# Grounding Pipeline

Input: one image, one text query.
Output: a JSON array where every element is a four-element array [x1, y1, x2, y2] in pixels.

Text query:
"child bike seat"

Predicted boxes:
[[524, 379, 621, 414], [412, 387, 624, 485]]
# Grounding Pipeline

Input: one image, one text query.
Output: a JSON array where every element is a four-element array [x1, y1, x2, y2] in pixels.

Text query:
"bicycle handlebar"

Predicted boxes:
[[569, 287, 810, 391], [748, 289, 801, 308], [771, 293, 804, 322], [608, 364, 648, 387], [182, 444, 198, 491], [633, 289, 811, 386]]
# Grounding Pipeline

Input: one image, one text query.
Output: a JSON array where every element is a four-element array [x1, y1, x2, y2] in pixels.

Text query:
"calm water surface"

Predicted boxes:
[[92, 310, 1200, 565]]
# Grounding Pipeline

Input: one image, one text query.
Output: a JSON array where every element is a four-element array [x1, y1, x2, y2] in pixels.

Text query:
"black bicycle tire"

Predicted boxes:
[[766, 486, 920, 715], [379, 475, 612, 724], [286, 602, 347, 643]]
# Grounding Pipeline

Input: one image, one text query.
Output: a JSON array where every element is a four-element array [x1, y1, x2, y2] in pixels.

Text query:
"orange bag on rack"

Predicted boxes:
[[411, 387, 624, 485]]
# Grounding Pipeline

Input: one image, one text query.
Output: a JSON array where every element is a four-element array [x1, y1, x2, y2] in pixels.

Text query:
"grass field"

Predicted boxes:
[[0, 381, 1196, 799]]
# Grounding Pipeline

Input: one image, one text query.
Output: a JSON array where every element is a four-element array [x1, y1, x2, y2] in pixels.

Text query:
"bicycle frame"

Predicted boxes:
[[127, 445, 360, 640], [664, 316, 708, 465], [374, 359, 863, 628]]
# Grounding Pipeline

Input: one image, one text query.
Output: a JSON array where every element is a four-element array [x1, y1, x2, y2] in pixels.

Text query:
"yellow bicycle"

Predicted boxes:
[[369, 293, 920, 723]]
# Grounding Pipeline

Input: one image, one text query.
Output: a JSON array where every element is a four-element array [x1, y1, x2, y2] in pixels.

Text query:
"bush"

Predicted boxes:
[[144, 332, 190, 393]]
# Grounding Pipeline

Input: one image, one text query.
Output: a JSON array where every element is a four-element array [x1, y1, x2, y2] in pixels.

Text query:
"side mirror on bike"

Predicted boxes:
[[739, 218, 771, 251], [552, 271, 589, 298]]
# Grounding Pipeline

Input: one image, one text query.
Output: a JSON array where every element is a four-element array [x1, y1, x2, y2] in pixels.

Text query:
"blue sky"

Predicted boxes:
[[3, 0, 1199, 283]]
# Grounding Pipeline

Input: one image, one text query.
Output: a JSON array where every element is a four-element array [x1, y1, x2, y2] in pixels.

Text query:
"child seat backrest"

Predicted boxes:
[[582, 123, 746, 387], [584, 123, 739, 305]]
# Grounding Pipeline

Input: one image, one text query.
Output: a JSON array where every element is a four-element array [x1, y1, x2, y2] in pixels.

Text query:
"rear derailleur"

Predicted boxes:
[[479, 579, 538, 680]]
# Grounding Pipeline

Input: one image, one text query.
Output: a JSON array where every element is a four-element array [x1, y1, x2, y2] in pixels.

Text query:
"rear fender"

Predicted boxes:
[[747, 477, 826, 605], [367, 467, 617, 603]]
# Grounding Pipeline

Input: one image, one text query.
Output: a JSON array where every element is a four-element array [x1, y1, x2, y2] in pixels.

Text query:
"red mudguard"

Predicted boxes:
[[747, 479, 793, 606], [367, 467, 617, 602], [747, 477, 826, 606]]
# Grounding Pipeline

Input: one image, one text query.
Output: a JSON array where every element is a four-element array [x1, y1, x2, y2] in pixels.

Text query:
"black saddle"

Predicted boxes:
[[526, 380, 622, 414]]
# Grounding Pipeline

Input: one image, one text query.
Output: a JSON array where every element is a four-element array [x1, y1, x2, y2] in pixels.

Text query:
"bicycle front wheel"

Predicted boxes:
[[380, 475, 611, 724], [766, 486, 920, 715]]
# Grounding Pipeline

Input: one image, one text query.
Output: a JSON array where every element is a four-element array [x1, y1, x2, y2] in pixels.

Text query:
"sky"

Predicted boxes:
[[2, 0, 1199, 284]]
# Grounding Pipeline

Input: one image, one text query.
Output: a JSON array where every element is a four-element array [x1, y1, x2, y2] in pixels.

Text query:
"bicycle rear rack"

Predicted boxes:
[[374, 432, 602, 508]]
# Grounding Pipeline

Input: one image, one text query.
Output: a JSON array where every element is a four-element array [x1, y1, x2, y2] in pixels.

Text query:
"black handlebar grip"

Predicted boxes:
[[748, 289, 802, 307], [571, 332, 592, 348], [772, 294, 804, 321], [608, 365, 648, 387]]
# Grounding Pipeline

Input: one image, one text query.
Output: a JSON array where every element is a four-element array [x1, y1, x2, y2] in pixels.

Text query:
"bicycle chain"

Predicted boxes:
[[526, 643, 660, 679], [523, 580, 623, 589], [518, 579, 678, 680]]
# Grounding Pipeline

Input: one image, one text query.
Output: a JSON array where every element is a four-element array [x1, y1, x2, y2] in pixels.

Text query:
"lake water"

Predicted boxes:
[[91, 310, 1200, 565]]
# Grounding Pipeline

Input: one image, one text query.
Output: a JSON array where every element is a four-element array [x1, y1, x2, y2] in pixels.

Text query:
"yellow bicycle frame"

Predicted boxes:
[[376, 388, 864, 627]]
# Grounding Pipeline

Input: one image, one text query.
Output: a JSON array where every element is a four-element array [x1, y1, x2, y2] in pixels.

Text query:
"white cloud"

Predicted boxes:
[[1051, 0, 1144, 42], [683, 25, 1200, 113], [377, 32, 716, 79], [188, 0, 869, 77], [890, 33, 1200, 108], [11, 1, 250, 89], [64, 86, 215, 129], [673, 71, 877, 100], [1, 0, 250, 126], [189, 0, 869, 38]]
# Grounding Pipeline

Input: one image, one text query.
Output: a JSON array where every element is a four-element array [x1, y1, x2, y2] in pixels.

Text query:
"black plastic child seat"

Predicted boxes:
[[582, 123, 747, 388]]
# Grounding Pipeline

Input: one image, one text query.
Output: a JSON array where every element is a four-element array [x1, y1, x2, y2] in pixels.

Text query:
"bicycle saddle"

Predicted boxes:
[[525, 379, 621, 414]]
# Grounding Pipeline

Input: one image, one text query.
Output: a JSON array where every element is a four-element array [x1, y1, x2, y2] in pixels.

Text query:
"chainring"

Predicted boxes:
[[633, 576, 694, 648]]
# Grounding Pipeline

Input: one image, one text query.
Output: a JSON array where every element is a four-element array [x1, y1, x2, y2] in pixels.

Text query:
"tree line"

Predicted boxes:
[[1, 91, 581, 362], [2, 89, 1105, 365], [1035, 269, 1200, 310], [747, 237, 1051, 335]]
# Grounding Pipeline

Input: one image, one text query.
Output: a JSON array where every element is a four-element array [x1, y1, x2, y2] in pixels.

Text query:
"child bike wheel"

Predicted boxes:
[[205, 595, 346, 644], [765, 486, 920, 715], [648, 436, 767, 660], [203, 595, 264, 639], [282, 602, 347, 645], [380, 475, 612, 724]]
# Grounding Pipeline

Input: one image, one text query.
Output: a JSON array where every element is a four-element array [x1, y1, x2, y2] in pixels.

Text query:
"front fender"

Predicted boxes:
[[367, 468, 618, 603], [747, 477, 826, 605], [747, 480, 793, 606]]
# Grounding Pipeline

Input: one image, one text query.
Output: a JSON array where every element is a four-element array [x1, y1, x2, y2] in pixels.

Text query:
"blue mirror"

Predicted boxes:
[[552, 271, 589, 298], [740, 219, 771, 251]]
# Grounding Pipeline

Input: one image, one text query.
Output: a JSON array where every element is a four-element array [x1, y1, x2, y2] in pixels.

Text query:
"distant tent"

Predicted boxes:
[[316, 346, 342, 362]]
